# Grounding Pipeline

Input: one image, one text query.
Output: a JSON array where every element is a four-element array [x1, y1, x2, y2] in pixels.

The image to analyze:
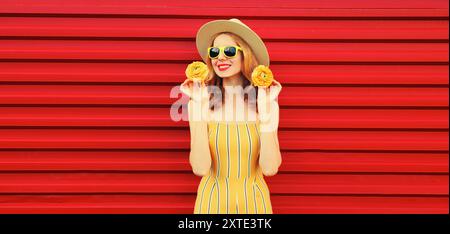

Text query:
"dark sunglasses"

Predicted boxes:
[[207, 46, 243, 59]]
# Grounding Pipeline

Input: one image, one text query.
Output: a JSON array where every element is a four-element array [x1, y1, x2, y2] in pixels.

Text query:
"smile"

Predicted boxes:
[[218, 64, 231, 71]]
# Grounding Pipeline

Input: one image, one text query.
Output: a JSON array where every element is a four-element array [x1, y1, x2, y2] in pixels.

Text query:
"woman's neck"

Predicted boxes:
[[214, 73, 257, 122]]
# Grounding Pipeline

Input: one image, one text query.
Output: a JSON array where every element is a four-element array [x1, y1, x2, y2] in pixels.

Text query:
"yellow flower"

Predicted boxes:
[[251, 65, 274, 87], [185, 61, 209, 82]]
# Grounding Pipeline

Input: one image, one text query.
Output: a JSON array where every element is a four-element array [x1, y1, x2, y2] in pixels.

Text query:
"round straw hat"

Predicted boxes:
[[195, 18, 270, 66]]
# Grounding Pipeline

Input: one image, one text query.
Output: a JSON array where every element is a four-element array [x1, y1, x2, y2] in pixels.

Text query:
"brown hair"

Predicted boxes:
[[205, 32, 259, 111]]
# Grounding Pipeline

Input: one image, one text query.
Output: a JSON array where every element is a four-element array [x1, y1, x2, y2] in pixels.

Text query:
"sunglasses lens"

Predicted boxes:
[[224, 46, 237, 57], [209, 47, 220, 58]]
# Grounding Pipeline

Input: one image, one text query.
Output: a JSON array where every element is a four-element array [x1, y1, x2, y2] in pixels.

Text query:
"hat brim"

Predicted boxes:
[[196, 20, 270, 66]]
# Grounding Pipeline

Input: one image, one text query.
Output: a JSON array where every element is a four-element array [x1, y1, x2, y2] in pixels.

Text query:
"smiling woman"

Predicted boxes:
[[204, 32, 259, 111], [179, 18, 282, 214]]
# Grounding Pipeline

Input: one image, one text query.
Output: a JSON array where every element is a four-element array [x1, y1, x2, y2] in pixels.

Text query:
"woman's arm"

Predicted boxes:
[[259, 131, 282, 176], [187, 100, 212, 176], [181, 79, 212, 177], [258, 81, 282, 176]]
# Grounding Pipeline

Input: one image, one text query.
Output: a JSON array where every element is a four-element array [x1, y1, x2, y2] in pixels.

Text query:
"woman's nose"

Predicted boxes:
[[218, 51, 227, 61]]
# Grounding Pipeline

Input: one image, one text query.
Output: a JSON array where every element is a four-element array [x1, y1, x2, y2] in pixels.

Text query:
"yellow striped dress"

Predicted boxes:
[[194, 121, 273, 214]]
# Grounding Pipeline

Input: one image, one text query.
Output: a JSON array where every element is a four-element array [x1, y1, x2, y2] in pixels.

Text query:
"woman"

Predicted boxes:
[[180, 18, 282, 214]]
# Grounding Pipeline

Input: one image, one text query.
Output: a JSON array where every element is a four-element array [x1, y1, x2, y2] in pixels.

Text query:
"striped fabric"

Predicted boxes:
[[194, 121, 273, 214]]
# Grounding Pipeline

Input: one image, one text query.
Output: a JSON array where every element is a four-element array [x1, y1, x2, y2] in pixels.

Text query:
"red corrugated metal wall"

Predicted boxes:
[[0, 0, 448, 214]]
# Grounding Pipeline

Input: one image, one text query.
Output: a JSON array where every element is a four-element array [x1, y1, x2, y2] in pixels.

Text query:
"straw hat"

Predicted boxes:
[[195, 18, 270, 66]]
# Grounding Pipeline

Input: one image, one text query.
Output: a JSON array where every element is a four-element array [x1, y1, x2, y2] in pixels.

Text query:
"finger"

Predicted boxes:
[[193, 79, 203, 87], [182, 78, 193, 85], [181, 79, 193, 91], [180, 79, 189, 89], [271, 80, 281, 89], [180, 87, 191, 98], [180, 84, 192, 95], [269, 80, 281, 89], [258, 86, 269, 103], [269, 85, 281, 100], [181, 80, 196, 96], [257, 86, 268, 93], [199, 81, 206, 89]]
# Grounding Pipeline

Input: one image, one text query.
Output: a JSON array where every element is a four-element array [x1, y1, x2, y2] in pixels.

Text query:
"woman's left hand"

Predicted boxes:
[[257, 80, 282, 132], [257, 80, 282, 112]]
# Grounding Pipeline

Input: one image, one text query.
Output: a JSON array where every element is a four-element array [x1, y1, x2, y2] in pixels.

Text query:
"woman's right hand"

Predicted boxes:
[[180, 79, 210, 122], [180, 79, 209, 104]]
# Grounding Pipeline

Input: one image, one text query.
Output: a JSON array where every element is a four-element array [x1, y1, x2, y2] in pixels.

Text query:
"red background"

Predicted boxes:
[[0, 0, 448, 213]]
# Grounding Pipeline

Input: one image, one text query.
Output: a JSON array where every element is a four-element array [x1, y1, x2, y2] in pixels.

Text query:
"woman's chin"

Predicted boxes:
[[216, 73, 229, 78], [216, 72, 237, 78]]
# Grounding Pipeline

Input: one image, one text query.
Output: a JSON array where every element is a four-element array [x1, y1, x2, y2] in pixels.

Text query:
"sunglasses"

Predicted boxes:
[[207, 46, 243, 59]]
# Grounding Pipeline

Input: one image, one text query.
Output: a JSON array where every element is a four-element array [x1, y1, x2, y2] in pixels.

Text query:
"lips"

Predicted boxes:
[[217, 64, 231, 71]]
